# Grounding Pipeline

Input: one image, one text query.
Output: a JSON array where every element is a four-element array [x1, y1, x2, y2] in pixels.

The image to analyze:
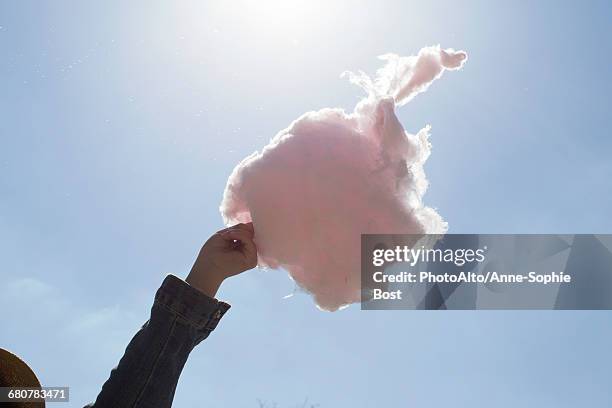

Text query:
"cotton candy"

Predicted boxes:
[[220, 45, 467, 311]]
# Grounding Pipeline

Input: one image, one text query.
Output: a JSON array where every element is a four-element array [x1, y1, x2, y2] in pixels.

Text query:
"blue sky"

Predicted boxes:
[[1, 1, 612, 407]]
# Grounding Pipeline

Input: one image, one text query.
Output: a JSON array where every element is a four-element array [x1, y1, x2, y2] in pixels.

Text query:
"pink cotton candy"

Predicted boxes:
[[220, 45, 467, 311]]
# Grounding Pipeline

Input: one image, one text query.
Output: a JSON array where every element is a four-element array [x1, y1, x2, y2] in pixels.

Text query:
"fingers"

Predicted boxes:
[[235, 222, 255, 235], [222, 228, 251, 243], [221, 227, 258, 268], [217, 222, 254, 237]]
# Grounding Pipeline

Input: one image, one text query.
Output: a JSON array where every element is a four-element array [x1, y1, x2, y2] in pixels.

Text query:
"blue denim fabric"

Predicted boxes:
[[85, 275, 230, 408]]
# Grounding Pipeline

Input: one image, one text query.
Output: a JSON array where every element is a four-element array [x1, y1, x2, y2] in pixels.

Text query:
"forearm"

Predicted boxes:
[[86, 275, 230, 408]]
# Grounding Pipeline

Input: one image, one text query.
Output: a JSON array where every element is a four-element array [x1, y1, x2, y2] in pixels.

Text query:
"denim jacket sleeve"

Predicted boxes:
[[85, 274, 231, 408]]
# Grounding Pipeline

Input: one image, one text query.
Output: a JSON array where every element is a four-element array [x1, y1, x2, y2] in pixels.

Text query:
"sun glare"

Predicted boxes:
[[215, 0, 322, 38]]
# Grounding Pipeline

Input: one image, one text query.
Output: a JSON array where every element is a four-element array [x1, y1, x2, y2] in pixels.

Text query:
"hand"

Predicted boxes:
[[186, 223, 258, 297]]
